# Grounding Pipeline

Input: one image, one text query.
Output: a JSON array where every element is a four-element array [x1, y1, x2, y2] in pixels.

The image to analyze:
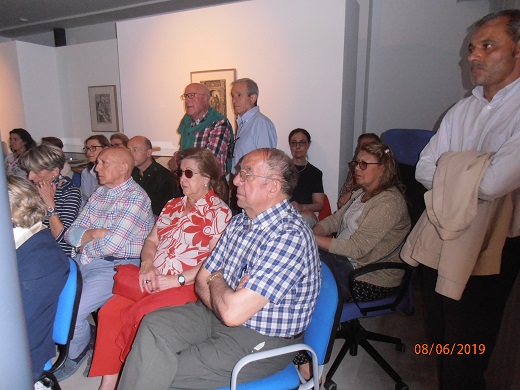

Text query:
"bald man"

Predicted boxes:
[[129, 136, 180, 216], [169, 83, 234, 200], [58, 147, 154, 380]]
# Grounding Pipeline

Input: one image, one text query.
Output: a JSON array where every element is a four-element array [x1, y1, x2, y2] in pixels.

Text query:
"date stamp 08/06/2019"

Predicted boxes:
[[414, 343, 486, 356]]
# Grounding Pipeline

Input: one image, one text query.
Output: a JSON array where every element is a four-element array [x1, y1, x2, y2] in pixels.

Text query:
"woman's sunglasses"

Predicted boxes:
[[175, 168, 200, 179]]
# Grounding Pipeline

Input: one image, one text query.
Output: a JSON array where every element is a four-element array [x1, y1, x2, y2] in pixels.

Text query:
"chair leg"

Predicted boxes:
[[325, 337, 353, 382], [358, 338, 405, 386], [363, 329, 403, 347]]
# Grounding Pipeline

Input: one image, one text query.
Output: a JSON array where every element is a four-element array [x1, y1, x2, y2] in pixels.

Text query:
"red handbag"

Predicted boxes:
[[113, 264, 149, 302]]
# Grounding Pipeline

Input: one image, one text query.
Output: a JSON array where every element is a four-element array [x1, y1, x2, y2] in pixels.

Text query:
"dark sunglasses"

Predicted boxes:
[[175, 168, 200, 179]]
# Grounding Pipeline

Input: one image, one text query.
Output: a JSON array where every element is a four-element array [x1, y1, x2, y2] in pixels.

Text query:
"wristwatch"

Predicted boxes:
[[177, 274, 186, 286], [47, 206, 59, 218]]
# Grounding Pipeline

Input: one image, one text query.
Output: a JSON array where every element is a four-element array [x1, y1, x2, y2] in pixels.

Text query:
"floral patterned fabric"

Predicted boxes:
[[153, 189, 232, 275]]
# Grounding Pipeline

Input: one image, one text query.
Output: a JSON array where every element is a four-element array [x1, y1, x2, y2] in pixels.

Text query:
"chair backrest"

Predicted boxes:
[[383, 128, 435, 226], [72, 171, 81, 187], [382, 128, 435, 166], [53, 258, 81, 344], [303, 262, 340, 365], [318, 194, 332, 221]]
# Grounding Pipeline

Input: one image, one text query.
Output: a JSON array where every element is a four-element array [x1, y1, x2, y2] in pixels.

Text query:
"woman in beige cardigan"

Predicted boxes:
[[314, 141, 411, 301]]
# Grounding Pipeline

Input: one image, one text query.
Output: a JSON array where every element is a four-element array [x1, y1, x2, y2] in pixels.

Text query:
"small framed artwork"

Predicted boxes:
[[88, 85, 119, 132], [190, 69, 237, 120]]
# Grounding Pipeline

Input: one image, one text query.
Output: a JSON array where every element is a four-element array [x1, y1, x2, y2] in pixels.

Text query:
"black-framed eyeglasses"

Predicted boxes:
[[83, 145, 105, 153], [175, 168, 200, 179], [289, 140, 308, 148], [180, 93, 204, 100], [348, 160, 382, 170], [237, 170, 278, 183]]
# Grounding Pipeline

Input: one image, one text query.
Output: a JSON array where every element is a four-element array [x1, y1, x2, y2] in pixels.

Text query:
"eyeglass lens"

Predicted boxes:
[[84, 146, 103, 152], [349, 161, 368, 170], [180, 93, 200, 100], [290, 141, 308, 147], [176, 168, 194, 178]]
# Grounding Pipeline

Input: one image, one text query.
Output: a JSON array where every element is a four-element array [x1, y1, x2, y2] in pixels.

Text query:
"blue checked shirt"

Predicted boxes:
[[205, 199, 321, 338], [65, 178, 154, 264]]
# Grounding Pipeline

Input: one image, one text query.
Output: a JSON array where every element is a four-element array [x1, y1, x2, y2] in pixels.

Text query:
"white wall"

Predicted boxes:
[[0, 42, 26, 144], [16, 41, 65, 141], [117, 0, 351, 201], [56, 40, 121, 152], [362, 0, 490, 135]]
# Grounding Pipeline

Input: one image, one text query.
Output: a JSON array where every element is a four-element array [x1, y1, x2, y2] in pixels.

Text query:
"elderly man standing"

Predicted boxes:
[[229, 78, 277, 213], [128, 135, 180, 216], [409, 10, 520, 389], [169, 83, 233, 184], [230, 78, 277, 169], [56, 147, 154, 380], [120, 148, 321, 389]]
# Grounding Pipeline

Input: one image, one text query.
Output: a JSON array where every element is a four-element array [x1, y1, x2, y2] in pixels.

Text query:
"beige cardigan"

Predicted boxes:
[[317, 186, 411, 287], [401, 151, 512, 300]]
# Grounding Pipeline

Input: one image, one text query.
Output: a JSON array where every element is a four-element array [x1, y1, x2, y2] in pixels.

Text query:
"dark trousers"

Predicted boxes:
[[421, 236, 520, 390], [318, 248, 355, 301]]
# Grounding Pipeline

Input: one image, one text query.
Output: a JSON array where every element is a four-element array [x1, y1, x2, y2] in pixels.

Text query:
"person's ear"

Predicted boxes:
[[146, 148, 153, 158], [266, 179, 280, 199]]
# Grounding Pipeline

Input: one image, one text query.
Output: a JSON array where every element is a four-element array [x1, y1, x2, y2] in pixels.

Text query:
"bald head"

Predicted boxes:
[[128, 136, 153, 172], [184, 83, 210, 120], [95, 147, 135, 188]]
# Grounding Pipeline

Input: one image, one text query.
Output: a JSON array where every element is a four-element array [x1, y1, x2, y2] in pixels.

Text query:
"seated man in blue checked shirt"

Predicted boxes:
[[56, 147, 154, 380], [120, 148, 321, 389]]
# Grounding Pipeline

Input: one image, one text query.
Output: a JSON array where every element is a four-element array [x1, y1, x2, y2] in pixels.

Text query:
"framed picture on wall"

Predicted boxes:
[[88, 85, 120, 132], [190, 69, 237, 120]]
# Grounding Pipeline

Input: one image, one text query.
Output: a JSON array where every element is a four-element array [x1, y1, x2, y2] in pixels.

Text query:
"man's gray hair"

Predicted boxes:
[[258, 148, 298, 197], [233, 78, 259, 98]]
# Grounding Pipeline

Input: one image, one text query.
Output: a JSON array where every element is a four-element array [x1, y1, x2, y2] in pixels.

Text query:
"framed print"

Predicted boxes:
[[190, 69, 237, 120], [88, 85, 119, 132]]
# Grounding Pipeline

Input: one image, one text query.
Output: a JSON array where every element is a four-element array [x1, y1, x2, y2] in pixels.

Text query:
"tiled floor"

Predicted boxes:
[[60, 288, 438, 390]]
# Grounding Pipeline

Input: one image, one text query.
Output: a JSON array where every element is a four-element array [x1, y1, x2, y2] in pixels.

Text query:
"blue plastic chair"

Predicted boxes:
[[217, 262, 339, 390], [323, 262, 413, 390], [38, 258, 82, 390]]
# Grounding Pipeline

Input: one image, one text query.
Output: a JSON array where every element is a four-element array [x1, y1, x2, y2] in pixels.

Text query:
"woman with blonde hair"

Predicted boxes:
[[9, 175, 69, 383], [21, 144, 81, 257]]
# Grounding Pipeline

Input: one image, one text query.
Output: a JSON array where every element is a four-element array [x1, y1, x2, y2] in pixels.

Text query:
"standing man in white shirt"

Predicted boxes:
[[415, 10, 520, 389]]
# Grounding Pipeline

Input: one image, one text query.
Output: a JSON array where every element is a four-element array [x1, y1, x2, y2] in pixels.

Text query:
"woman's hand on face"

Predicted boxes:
[[139, 261, 160, 293], [36, 180, 57, 207]]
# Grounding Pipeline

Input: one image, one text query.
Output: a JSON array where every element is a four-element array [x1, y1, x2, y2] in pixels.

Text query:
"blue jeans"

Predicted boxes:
[[68, 256, 140, 359]]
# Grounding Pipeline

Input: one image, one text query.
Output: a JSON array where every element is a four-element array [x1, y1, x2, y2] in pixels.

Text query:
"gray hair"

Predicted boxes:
[[21, 144, 66, 172], [475, 9, 520, 42], [8, 175, 47, 228], [258, 148, 298, 197]]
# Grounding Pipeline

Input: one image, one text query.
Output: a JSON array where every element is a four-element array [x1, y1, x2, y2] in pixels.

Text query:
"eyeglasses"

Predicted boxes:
[[289, 140, 308, 148], [237, 170, 278, 183], [180, 93, 204, 100], [83, 146, 105, 152], [348, 160, 382, 170], [175, 168, 200, 178]]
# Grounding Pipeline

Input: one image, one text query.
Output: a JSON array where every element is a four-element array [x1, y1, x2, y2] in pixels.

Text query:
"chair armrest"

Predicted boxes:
[[230, 343, 319, 390], [347, 261, 413, 315]]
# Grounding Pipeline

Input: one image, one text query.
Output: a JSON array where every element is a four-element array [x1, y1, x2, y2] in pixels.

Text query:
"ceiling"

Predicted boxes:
[[0, 0, 242, 39]]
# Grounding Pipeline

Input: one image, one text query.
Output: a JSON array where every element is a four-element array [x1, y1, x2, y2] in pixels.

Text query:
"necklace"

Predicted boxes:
[[296, 161, 308, 173]]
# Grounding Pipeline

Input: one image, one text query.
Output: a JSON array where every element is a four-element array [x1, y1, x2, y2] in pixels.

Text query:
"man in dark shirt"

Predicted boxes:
[[128, 136, 180, 216]]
